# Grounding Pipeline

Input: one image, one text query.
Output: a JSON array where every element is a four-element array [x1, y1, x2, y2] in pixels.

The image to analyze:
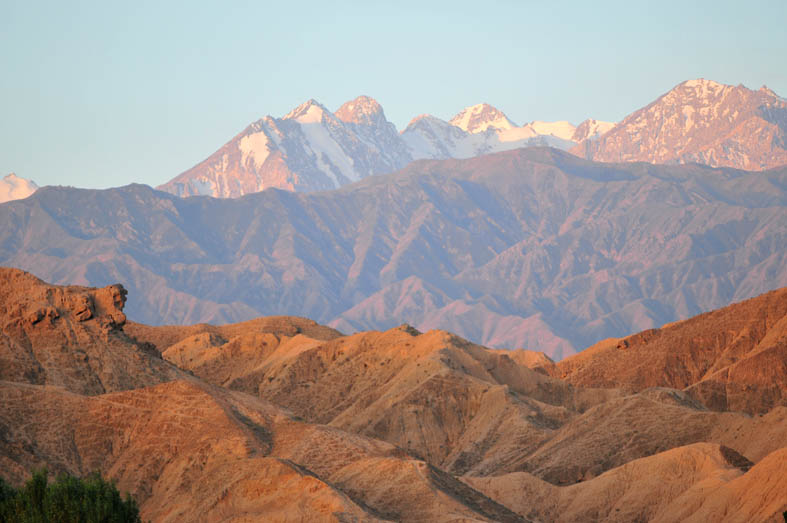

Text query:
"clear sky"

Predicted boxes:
[[2, 0, 786, 189]]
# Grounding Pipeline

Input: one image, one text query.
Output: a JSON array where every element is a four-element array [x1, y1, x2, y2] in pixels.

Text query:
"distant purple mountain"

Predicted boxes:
[[4, 148, 786, 359]]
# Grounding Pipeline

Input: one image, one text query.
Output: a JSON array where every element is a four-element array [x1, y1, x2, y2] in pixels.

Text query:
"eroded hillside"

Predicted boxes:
[[2, 268, 786, 522]]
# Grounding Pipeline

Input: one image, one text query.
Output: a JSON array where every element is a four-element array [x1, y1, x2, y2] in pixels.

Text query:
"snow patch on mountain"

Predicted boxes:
[[403, 112, 586, 160], [0, 173, 38, 203], [524, 120, 576, 141], [285, 99, 329, 124], [572, 119, 616, 142], [450, 103, 517, 133], [299, 121, 357, 186], [239, 131, 272, 170]]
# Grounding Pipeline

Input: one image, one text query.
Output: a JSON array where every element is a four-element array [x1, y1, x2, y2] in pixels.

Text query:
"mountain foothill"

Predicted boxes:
[[0, 268, 785, 521]]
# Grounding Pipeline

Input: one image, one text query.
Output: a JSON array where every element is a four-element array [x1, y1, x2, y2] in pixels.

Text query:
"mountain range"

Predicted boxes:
[[157, 96, 612, 198], [2, 268, 785, 521], [6, 79, 783, 205], [2, 147, 785, 359], [157, 78, 784, 199]]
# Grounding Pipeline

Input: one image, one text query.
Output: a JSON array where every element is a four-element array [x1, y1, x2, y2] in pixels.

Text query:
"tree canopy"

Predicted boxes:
[[0, 469, 140, 523]]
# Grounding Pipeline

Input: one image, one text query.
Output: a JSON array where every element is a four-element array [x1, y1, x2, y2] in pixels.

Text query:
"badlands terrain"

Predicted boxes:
[[1, 267, 786, 522]]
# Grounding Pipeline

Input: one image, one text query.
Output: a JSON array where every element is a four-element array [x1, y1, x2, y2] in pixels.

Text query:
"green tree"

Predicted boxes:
[[0, 468, 140, 523]]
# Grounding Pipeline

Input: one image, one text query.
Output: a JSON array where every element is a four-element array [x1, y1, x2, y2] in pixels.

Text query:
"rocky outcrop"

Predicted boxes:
[[0, 267, 181, 394], [3, 270, 127, 333]]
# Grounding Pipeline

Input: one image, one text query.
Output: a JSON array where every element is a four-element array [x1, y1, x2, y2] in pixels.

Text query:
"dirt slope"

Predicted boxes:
[[557, 287, 787, 413], [0, 269, 527, 522], [0, 379, 528, 522], [466, 442, 787, 523], [132, 321, 619, 476]]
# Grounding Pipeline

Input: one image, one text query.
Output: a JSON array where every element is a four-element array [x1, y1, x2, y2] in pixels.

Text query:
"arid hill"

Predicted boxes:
[[2, 269, 786, 521], [556, 287, 787, 414], [2, 380, 537, 522], [0, 269, 528, 522], [465, 443, 787, 523], [0, 267, 182, 394], [130, 321, 622, 477], [131, 305, 787, 487]]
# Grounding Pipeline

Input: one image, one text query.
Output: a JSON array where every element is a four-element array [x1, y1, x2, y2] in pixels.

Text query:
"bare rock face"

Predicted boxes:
[[0, 267, 181, 394], [1, 269, 124, 333], [572, 79, 787, 170], [92, 283, 128, 327], [69, 293, 93, 322], [3, 269, 128, 331]]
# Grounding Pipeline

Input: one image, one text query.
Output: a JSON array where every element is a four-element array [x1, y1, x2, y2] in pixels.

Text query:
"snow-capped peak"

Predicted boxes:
[[449, 103, 516, 133], [523, 120, 577, 141], [335, 95, 386, 126], [682, 78, 724, 90], [283, 99, 331, 124], [572, 119, 616, 142], [0, 173, 39, 203], [677, 78, 731, 101]]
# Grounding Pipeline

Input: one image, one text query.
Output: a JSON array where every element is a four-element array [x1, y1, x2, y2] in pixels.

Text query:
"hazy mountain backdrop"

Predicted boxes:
[[3, 148, 785, 359]]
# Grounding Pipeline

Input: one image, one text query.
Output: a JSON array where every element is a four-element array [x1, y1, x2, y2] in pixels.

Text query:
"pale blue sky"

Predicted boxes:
[[2, 0, 785, 189]]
